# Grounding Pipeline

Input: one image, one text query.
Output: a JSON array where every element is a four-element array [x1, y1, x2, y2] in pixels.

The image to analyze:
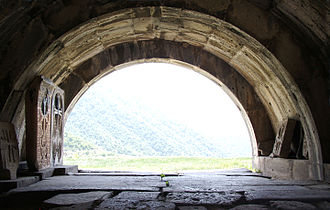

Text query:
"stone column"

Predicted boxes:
[[0, 122, 19, 179]]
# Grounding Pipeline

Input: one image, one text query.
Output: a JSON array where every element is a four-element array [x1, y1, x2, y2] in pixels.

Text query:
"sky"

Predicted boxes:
[[94, 62, 251, 144]]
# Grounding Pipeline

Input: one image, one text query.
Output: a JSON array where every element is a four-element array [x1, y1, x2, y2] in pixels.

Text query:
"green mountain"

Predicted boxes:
[[64, 65, 252, 158]]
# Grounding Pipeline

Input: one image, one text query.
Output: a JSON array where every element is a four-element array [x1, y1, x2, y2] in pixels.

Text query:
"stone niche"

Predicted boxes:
[[0, 122, 19, 180], [26, 76, 65, 171]]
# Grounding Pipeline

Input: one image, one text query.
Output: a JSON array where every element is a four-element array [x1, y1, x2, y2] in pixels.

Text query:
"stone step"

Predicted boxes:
[[0, 176, 39, 192]]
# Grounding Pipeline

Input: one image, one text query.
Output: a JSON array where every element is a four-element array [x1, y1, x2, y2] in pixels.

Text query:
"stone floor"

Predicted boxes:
[[1, 169, 330, 209]]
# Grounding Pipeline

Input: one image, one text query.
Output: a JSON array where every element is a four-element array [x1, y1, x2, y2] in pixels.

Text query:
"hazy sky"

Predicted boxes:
[[94, 63, 251, 146]]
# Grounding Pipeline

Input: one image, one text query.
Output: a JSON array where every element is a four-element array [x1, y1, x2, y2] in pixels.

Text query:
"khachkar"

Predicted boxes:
[[0, 122, 19, 179], [50, 88, 64, 166], [26, 76, 65, 171]]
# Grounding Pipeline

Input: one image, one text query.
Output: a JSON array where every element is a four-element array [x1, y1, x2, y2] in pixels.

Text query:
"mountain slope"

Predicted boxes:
[[64, 63, 252, 158]]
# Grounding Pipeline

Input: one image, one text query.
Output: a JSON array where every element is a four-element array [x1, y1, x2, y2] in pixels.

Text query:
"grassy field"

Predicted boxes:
[[64, 156, 252, 172]]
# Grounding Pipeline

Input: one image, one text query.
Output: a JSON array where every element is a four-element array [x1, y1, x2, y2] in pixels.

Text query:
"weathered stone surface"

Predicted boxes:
[[59, 73, 86, 110], [11, 176, 161, 192], [2, 171, 330, 208], [315, 201, 330, 210], [49, 202, 94, 210], [43, 191, 112, 206], [324, 164, 330, 183], [50, 87, 64, 166], [53, 165, 78, 175], [26, 77, 55, 171], [114, 191, 160, 201], [178, 206, 208, 210], [25, 76, 65, 170], [0, 122, 19, 180], [246, 189, 330, 201], [96, 189, 171, 209], [0, 176, 39, 192], [272, 118, 298, 158], [19, 168, 54, 180], [229, 204, 269, 210], [253, 156, 313, 180], [270, 201, 317, 210], [97, 200, 176, 210], [166, 192, 243, 206]]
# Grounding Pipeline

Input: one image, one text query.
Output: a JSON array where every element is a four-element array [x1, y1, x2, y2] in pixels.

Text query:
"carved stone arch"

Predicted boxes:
[[10, 6, 323, 180]]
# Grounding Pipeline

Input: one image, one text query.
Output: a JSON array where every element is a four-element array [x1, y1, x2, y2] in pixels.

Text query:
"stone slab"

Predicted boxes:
[[230, 204, 269, 210], [0, 122, 19, 180], [1, 170, 330, 209], [246, 189, 330, 202], [270, 201, 317, 210], [166, 192, 243, 206], [178, 206, 208, 210], [11, 176, 161, 192], [6, 171, 330, 202], [96, 191, 164, 209], [53, 165, 78, 175], [19, 167, 54, 180], [43, 191, 112, 206], [0, 176, 39, 192], [114, 191, 160, 201], [75, 170, 180, 177], [48, 202, 94, 210], [96, 200, 176, 210]]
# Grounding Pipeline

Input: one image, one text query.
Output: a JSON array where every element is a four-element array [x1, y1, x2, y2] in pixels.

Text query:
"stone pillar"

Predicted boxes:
[[0, 122, 19, 180], [50, 88, 64, 166], [26, 77, 54, 171]]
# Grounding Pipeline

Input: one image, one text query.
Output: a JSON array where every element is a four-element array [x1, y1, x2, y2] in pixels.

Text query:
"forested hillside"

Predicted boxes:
[[64, 64, 252, 158]]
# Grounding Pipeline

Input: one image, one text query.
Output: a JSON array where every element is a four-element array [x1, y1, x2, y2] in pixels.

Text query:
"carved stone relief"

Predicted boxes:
[[26, 77, 54, 170], [26, 77, 66, 170], [0, 122, 19, 180], [50, 89, 64, 166]]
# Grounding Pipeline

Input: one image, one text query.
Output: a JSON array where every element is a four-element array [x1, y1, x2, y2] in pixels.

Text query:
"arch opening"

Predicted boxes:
[[64, 62, 253, 171], [2, 6, 323, 180]]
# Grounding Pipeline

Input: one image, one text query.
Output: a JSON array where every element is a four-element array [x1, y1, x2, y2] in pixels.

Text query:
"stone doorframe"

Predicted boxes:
[[8, 7, 323, 180]]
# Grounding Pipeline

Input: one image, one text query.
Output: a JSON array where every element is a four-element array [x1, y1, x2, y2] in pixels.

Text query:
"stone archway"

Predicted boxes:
[[65, 58, 268, 159], [7, 6, 323, 180]]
